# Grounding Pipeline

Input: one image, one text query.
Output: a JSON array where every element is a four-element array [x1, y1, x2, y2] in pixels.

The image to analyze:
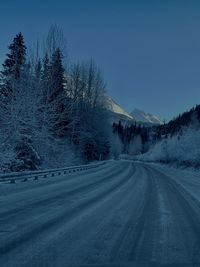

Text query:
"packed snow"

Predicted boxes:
[[1, 160, 200, 266]]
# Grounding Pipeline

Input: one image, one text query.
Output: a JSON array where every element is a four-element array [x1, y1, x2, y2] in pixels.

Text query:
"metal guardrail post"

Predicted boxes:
[[0, 161, 106, 183]]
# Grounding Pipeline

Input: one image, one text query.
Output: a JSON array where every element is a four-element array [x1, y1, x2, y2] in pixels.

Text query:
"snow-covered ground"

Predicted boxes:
[[1, 160, 200, 266], [148, 162, 200, 203]]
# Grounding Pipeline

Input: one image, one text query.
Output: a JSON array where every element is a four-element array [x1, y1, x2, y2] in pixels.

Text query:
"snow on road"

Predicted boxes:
[[1, 160, 200, 266]]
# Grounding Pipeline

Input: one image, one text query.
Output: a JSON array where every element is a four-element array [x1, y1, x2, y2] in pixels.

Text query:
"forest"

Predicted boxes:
[[138, 105, 200, 167], [1, 26, 200, 173], [0, 26, 111, 172]]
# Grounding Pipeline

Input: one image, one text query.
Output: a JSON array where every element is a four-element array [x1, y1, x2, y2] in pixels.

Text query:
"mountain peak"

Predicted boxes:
[[105, 96, 162, 125], [130, 108, 162, 125], [106, 97, 133, 121]]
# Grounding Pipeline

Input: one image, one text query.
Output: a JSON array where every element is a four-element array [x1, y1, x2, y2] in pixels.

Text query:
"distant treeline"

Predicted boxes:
[[112, 121, 149, 155], [154, 105, 200, 140]]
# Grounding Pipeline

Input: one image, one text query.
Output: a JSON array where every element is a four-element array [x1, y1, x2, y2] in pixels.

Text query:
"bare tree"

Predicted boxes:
[[44, 24, 67, 58]]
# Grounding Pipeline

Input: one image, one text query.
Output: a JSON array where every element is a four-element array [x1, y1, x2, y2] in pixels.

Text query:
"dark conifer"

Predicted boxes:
[[50, 48, 65, 102], [1, 32, 26, 96]]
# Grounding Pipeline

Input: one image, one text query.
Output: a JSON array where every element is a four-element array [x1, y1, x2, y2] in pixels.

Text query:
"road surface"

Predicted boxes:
[[1, 160, 200, 267]]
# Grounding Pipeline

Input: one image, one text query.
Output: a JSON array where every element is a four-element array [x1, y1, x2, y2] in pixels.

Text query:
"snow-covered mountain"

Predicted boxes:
[[106, 97, 162, 125], [106, 97, 134, 123], [130, 108, 162, 125]]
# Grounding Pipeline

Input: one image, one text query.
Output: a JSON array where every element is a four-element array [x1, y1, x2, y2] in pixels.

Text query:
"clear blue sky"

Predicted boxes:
[[1, 0, 200, 121]]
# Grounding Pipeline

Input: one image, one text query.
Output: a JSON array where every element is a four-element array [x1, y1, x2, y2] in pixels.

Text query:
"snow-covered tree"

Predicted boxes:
[[129, 135, 142, 155], [67, 60, 110, 161], [0, 29, 111, 171], [139, 125, 200, 167], [110, 134, 123, 159]]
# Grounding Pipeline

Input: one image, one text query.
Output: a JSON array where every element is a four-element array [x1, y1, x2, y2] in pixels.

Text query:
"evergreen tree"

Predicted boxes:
[[47, 48, 70, 138], [50, 48, 65, 102], [0, 33, 42, 171], [1, 32, 26, 96], [34, 60, 42, 82], [41, 53, 51, 103]]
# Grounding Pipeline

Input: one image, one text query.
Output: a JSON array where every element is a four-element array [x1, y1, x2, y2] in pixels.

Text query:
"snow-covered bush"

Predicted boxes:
[[139, 126, 200, 167]]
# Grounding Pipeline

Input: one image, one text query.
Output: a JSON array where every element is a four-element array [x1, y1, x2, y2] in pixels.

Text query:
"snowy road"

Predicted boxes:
[[1, 161, 200, 266]]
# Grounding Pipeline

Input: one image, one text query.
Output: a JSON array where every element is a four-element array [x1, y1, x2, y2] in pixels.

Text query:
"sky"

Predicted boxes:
[[1, 0, 200, 121]]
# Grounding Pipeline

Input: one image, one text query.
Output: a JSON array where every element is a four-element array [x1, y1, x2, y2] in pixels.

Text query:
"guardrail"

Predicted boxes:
[[0, 161, 106, 184]]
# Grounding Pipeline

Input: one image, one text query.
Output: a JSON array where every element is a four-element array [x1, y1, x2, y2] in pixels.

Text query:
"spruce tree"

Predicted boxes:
[[1, 32, 26, 96], [50, 48, 65, 102], [35, 60, 42, 82], [0, 33, 41, 171], [41, 53, 51, 101], [51, 49, 71, 138]]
